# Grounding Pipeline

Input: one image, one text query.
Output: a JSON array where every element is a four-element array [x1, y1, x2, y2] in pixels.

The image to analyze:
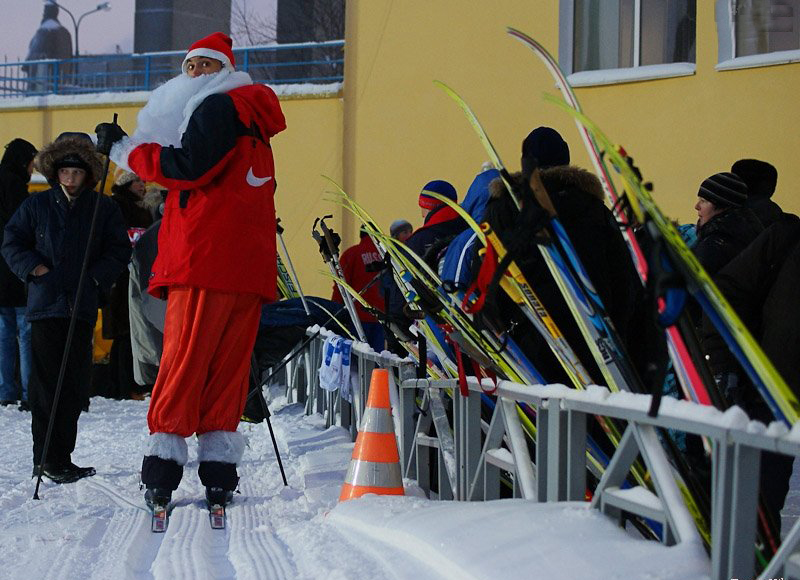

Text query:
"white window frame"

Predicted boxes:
[[715, 0, 800, 70], [559, 0, 696, 87]]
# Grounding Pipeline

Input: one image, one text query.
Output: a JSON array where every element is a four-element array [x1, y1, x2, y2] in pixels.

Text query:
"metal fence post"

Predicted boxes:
[[711, 441, 760, 580], [52, 61, 59, 94]]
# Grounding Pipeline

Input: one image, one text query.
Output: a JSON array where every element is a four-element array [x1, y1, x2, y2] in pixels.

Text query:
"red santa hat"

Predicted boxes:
[[181, 32, 235, 74]]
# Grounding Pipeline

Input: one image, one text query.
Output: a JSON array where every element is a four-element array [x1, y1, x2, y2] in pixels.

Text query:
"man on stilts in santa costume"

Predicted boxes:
[[96, 31, 286, 508]]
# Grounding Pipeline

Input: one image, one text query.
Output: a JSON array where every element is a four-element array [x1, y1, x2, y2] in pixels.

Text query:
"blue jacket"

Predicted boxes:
[[2, 185, 131, 323]]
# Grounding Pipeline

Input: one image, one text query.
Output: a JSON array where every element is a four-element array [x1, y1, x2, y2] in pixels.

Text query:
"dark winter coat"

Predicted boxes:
[[385, 204, 467, 320], [745, 196, 784, 229], [483, 166, 644, 385], [123, 84, 286, 301], [1, 137, 130, 324], [0, 165, 31, 306], [694, 207, 763, 277], [406, 205, 468, 264], [701, 215, 800, 415], [102, 184, 153, 339], [110, 184, 153, 230]]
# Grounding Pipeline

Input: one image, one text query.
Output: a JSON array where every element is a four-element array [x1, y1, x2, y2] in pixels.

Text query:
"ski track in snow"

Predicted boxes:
[[0, 393, 411, 580], [2, 390, 796, 579]]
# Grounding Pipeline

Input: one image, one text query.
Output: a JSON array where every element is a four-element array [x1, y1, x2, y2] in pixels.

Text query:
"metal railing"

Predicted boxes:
[[396, 376, 800, 580], [278, 329, 800, 580], [273, 328, 415, 440], [0, 40, 344, 98]]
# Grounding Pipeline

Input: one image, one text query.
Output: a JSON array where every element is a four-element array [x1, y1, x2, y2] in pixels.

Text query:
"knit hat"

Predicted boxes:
[[114, 169, 139, 187], [697, 172, 748, 208], [1, 138, 37, 169], [390, 219, 413, 237], [521, 126, 570, 170], [54, 153, 90, 173], [182, 32, 235, 74], [419, 180, 457, 210], [730, 158, 777, 198]]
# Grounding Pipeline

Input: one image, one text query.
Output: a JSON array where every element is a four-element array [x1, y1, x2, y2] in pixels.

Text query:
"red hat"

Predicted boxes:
[[182, 32, 235, 73]]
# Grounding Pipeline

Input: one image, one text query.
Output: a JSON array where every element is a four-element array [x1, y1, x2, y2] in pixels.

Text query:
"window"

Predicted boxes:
[[736, 0, 800, 56], [560, 0, 697, 85], [717, 0, 800, 69]]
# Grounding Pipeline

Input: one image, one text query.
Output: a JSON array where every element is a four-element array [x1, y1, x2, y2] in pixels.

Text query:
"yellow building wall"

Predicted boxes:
[[343, 1, 800, 230], [3, 1, 798, 297], [0, 94, 343, 297]]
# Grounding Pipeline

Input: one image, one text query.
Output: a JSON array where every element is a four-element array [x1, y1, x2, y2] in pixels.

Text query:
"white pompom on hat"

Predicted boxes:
[[181, 32, 235, 74]]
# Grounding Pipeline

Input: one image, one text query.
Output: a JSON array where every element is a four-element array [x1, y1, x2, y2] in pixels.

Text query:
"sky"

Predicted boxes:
[[0, 0, 275, 63]]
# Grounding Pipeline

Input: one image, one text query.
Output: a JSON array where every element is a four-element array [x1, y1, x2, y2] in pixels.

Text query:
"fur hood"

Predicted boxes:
[[35, 136, 104, 187], [489, 165, 605, 202]]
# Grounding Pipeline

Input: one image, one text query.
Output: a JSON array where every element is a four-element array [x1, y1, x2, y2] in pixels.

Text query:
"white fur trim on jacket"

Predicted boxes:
[[197, 431, 245, 465], [109, 135, 146, 173], [146, 433, 188, 465]]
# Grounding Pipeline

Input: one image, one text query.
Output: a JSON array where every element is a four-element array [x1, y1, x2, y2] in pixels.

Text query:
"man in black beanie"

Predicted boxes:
[[0, 138, 37, 409], [731, 158, 787, 228], [693, 171, 763, 277], [520, 126, 570, 174], [483, 125, 646, 386]]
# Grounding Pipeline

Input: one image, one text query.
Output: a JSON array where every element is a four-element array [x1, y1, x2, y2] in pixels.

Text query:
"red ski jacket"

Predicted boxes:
[[332, 235, 384, 322], [126, 84, 286, 301]]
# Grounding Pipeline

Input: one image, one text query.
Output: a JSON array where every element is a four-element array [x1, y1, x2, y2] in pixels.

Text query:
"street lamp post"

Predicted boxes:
[[49, 1, 111, 57]]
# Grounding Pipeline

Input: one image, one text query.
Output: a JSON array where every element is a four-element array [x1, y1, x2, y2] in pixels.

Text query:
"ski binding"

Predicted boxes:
[[208, 504, 226, 529], [151, 504, 169, 533]]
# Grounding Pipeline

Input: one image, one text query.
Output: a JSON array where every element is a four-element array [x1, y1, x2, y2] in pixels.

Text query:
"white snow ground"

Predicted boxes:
[[0, 392, 714, 580]]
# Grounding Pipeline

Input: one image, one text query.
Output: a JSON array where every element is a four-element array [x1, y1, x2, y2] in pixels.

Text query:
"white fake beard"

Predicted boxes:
[[110, 68, 252, 170]]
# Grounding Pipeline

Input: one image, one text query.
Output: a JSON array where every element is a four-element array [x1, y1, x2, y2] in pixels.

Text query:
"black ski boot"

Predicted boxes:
[[33, 463, 96, 484], [144, 488, 172, 510], [206, 487, 234, 507]]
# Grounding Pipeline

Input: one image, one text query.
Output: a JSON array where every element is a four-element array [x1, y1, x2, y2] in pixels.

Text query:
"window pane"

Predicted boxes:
[[640, 0, 696, 65], [735, 0, 800, 57], [573, 0, 635, 72]]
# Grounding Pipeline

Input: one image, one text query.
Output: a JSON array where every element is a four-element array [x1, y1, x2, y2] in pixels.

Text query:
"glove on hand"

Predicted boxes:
[[95, 122, 127, 156]]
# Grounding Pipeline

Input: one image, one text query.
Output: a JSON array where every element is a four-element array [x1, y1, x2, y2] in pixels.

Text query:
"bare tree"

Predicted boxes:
[[231, 0, 277, 47]]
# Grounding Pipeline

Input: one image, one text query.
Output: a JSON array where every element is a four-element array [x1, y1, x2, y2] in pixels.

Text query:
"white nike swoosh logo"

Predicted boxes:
[[246, 167, 273, 187]]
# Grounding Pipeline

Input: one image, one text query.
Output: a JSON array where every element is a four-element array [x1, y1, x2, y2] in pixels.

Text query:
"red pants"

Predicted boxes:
[[147, 287, 261, 436]]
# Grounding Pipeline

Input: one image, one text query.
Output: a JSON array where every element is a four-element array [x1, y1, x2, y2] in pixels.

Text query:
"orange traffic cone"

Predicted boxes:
[[339, 368, 405, 501]]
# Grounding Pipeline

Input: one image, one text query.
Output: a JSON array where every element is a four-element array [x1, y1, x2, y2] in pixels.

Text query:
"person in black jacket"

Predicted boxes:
[[1, 133, 130, 484], [693, 172, 763, 277], [383, 180, 466, 346], [0, 138, 37, 408], [701, 216, 800, 533], [731, 158, 786, 229], [102, 170, 153, 400], [483, 127, 646, 386]]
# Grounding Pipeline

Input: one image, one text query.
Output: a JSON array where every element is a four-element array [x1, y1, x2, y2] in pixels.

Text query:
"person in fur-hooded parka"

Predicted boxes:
[[484, 164, 645, 388], [1, 133, 130, 482]]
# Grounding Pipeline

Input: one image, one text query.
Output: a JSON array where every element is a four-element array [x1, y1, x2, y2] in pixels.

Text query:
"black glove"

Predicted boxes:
[[95, 122, 127, 156]]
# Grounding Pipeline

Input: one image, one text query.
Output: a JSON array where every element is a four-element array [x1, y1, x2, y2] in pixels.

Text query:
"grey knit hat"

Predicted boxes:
[[698, 172, 748, 208]]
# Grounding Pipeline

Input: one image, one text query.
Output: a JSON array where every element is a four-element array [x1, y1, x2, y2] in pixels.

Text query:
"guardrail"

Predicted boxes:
[[272, 327, 415, 440], [0, 40, 344, 98], [278, 328, 800, 580]]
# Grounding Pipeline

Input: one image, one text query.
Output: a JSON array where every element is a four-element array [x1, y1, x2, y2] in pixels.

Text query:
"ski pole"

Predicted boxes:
[[33, 114, 118, 500], [248, 354, 288, 486], [312, 215, 368, 342], [276, 218, 310, 315]]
